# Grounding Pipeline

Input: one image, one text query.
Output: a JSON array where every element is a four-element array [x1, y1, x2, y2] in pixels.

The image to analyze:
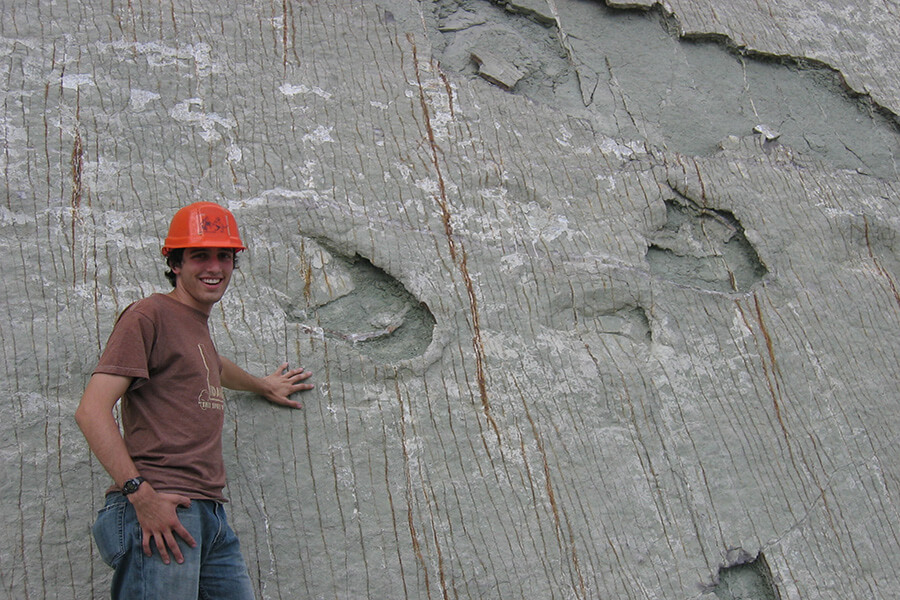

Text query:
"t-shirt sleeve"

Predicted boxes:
[[93, 305, 156, 389]]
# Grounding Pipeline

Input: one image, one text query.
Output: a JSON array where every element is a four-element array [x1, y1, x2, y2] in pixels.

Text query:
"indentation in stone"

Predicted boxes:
[[284, 241, 435, 362], [578, 303, 651, 343], [595, 305, 651, 342], [712, 551, 781, 600], [553, 283, 652, 343], [646, 194, 767, 293]]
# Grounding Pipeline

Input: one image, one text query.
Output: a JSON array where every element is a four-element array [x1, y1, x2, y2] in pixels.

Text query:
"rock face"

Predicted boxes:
[[2, 1, 900, 598]]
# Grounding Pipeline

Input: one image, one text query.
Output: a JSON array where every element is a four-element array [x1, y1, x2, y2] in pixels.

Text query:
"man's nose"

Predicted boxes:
[[208, 256, 229, 271]]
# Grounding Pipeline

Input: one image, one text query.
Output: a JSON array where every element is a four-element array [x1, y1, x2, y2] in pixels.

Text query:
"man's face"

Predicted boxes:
[[169, 247, 235, 314]]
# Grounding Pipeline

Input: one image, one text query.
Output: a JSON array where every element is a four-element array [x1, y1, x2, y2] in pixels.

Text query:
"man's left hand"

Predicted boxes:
[[262, 363, 314, 409]]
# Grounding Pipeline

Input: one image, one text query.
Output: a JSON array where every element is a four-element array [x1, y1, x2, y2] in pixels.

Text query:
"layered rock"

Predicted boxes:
[[2, 1, 899, 598]]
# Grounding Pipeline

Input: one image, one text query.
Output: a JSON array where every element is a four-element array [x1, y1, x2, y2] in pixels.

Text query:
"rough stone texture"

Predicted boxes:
[[2, 1, 900, 599]]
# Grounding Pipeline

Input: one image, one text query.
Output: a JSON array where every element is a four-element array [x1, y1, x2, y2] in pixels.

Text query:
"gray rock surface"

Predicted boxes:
[[2, 0, 900, 598]]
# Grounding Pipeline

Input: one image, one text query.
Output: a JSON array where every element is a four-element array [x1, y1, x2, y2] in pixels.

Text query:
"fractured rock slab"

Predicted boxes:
[[471, 48, 526, 89]]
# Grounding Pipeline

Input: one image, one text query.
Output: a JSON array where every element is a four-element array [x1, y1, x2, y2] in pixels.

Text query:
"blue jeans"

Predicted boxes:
[[92, 493, 255, 600]]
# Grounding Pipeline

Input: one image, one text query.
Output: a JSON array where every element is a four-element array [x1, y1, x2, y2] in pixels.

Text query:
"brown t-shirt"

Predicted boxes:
[[94, 293, 227, 501]]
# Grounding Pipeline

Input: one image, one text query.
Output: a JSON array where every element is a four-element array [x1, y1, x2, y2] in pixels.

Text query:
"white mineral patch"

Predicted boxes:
[[61, 73, 94, 89], [231, 188, 325, 209], [169, 98, 236, 142], [753, 123, 782, 140], [302, 125, 335, 143], [226, 144, 242, 162], [279, 83, 308, 96], [279, 83, 333, 99], [129, 89, 160, 110]]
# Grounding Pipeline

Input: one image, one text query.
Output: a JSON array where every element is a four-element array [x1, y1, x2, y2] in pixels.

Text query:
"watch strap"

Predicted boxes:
[[121, 476, 146, 495]]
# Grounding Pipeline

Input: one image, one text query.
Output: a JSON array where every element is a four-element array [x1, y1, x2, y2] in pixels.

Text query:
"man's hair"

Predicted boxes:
[[163, 248, 239, 287], [164, 249, 184, 287]]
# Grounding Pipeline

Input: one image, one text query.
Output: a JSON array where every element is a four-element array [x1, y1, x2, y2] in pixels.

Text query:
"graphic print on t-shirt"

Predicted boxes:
[[197, 343, 225, 411]]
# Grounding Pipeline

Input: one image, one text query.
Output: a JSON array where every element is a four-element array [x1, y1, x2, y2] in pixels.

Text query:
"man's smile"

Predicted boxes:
[[168, 247, 236, 313]]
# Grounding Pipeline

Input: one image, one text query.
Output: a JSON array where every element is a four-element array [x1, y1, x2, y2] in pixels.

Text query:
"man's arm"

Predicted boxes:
[[75, 374, 141, 487], [220, 358, 314, 409], [74, 373, 197, 565]]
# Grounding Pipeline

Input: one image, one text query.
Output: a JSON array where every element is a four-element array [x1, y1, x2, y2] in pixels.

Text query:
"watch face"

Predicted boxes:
[[123, 478, 142, 494]]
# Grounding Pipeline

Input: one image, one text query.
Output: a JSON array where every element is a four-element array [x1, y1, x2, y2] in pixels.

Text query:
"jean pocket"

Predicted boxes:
[[91, 495, 128, 568]]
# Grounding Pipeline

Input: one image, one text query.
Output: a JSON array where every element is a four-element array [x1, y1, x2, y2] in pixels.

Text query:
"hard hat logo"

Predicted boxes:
[[162, 202, 247, 256], [200, 216, 228, 234]]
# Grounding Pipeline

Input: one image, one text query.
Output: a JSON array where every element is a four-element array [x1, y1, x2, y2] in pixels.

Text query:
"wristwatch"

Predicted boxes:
[[121, 476, 146, 495]]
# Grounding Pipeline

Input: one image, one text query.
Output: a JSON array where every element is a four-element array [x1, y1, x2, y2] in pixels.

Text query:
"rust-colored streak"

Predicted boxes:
[[299, 237, 313, 304], [517, 380, 587, 599], [282, 0, 289, 70], [426, 495, 450, 600], [408, 33, 501, 445], [693, 159, 706, 202], [739, 298, 835, 523], [71, 132, 83, 211], [397, 381, 432, 598], [407, 33, 456, 264], [439, 71, 454, 118], [460, 247, 500, 444], [863, 216, 900, 310], [737, 296, 789, 442], [70, 129, 84, 286], [754, 295, 781, 383], [387, 375, 411, 599]]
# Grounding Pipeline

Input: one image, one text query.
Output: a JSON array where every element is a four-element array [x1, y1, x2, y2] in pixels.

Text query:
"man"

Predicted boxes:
[[75, 202, 313, 599]]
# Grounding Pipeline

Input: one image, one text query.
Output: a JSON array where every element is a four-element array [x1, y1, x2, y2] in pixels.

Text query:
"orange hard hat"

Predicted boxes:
[[161, 202, 247, 256]]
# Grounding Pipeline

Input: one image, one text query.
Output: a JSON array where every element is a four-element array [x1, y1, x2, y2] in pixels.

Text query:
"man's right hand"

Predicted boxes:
[[75, 374, 200, 565], [127, 483, 198, 565]]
